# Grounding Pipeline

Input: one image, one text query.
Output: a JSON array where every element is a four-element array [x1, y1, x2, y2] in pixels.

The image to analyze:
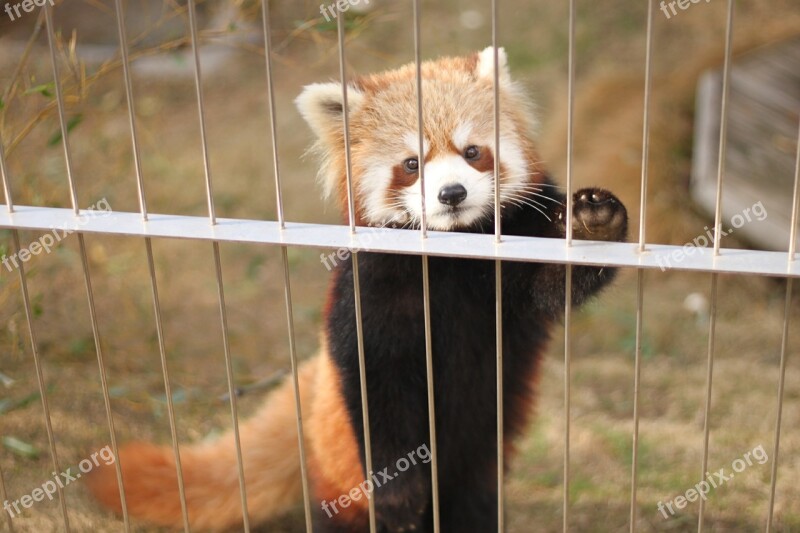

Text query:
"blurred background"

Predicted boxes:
[[1, 0, 799, 531]]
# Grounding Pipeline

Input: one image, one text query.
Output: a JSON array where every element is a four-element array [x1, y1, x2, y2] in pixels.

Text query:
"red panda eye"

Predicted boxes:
[[464, 146, 480, 160], [403, 158, 419, 173]]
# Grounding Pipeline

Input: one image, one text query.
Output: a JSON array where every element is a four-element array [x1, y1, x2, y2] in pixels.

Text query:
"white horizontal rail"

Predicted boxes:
[[1, 205, 798, 278]]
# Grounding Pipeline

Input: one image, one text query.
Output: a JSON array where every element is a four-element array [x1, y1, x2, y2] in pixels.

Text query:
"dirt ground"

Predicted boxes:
[[1, 0, 800, 531]]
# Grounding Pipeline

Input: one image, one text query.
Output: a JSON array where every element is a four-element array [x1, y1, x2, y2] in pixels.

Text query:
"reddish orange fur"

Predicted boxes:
[[307, 346, 367, 513], [88, 356, 320, 531]]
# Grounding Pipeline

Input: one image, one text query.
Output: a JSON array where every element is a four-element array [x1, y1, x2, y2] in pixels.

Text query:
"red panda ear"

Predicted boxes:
[[295, 82, 366, 140], [475, 46, 511, 87]]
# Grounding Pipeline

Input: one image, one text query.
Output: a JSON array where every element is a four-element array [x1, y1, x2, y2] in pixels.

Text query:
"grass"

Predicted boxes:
[[1, 0, 800, 531]]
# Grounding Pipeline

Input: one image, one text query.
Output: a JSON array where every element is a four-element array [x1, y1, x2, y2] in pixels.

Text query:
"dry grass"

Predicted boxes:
[[1, 1, 799, 531]]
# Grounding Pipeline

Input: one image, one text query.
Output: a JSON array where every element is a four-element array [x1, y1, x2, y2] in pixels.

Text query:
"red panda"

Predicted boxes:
[[87, 47, 627, 532]]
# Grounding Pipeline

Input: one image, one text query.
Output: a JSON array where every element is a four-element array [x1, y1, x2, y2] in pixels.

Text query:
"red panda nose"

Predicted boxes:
[[438, 184, 468, 206]]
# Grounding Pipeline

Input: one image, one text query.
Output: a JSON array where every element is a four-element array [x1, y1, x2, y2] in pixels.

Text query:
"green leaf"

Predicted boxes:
[[24, 83, 54, 99], [30, 292, 43, 318], [2, 436, 40, 459], [0, 384, 54, 414], [48, 114, 84, 147]]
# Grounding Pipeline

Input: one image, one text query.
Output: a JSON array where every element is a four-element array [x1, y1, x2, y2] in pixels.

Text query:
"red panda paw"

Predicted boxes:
[[571, 188, 628, 242]]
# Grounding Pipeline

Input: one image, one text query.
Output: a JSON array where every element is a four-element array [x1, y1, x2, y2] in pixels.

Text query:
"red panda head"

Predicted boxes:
[[296, 47, 546, 231]]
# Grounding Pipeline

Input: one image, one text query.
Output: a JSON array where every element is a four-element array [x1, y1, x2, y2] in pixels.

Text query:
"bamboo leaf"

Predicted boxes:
[[48, 114, 84, 147]]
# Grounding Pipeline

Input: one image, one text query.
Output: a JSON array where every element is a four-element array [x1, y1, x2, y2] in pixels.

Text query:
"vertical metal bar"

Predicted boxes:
[[495, 258, 504, 531], [337, 14, 357, 234], [788, 120, 800, 261], [337, 15, 376, 533], [44, 5, 78, 216], [767, 116, 800, 532], [413, 0, 427, 239], [638, 0, 654, 253], [565, 0, 576, 248], [76, 233, 130, 532], [278, 248, 313, 532], [262, 0, 287, 230], [262, 2, 313, 530], [629, 270, 644, 533], [350, 256, 376, 533], [0, 465, 14, 531], [211, 242, 251, 532], [563, 1, 576, 531], [0, 140, 15, 532], [630, 4, 654, 530], [563, 264, 572, 533], [0, 114, 15, 533], [186, 0, 216, 225], [113, 1, 190, 528], [185, 3, 250, 528], [12, 230, 70, 531], [490, 1, 505, 531], [412, 2, 440, 532], [420, 257, 440, 533], [699, 6, 732, 527], [144, 239, 191, 531], [113, 0, 147, 219], [0, 131, 13, 212], [765, 278, 793, 532], [697, 5, 734, 525], [491, 0, 502, 245], [712, 0, 734, 256], [45, 6, 130, 528], [697, 273, 719, 532]]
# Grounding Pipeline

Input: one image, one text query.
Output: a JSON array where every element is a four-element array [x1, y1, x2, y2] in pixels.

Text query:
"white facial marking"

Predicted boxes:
[[403, 131, 429, 159], [401, 154, 493, 230], [358, 160, 399, 226], [451, 123, 473, 150], [496, 135, 528, 191]]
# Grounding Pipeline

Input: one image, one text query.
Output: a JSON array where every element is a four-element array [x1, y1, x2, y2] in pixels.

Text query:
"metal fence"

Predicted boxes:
[[0, 1, 798, 532]]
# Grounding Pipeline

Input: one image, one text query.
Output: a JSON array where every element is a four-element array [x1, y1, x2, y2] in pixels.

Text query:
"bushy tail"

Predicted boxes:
[[88, 357, 319, 531]]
